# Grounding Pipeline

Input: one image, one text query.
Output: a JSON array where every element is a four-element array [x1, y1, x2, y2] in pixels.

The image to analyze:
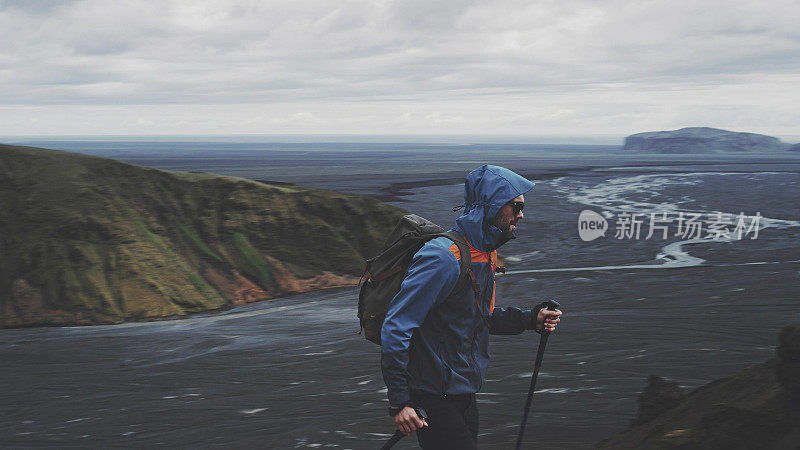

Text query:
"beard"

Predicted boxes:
[[490, 215, 516, 240]]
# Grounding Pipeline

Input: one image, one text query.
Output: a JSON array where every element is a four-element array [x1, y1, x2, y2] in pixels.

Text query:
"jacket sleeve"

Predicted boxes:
[[488, 303, 547, 335], [380, 243, 460, 407]]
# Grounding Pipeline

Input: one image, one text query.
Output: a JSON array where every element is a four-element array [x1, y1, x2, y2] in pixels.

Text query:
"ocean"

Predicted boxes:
[[2, 138, 799, 448]]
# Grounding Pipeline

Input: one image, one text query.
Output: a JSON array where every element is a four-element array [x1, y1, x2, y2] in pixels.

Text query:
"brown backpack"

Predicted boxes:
[[357, 214, 487, 345]]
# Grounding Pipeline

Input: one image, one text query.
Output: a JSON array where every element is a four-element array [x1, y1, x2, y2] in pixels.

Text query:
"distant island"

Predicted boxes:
[[623, 127, 793, 153], [0, 144, 404, 328]]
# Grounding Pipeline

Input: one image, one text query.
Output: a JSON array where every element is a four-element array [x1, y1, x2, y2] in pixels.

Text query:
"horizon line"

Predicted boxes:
[[2, 133, 628, 145]]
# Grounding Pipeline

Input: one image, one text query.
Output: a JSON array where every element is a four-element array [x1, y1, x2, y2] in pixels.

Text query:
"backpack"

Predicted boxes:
[[357, 214, 489, 345]]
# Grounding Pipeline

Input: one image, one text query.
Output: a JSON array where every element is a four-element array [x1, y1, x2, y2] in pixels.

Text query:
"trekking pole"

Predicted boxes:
[[515, 300, 561, 450], [380, 406, 428, 450]]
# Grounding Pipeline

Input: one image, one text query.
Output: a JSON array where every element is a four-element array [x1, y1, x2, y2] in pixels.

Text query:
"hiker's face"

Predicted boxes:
[[493, 194, 525, 237]]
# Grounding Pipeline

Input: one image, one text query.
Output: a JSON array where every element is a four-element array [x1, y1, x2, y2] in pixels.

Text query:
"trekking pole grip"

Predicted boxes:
[[543, 299, 560, 311], [381, 405, 428, 450], [541, 299, 560, 333]]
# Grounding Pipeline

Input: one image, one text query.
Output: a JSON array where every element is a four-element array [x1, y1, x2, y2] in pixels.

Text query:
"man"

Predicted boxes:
[[380, 164, 562, 449]]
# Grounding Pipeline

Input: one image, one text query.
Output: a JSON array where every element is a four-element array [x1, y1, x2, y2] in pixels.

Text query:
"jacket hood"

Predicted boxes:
[[454, 165, 535, 252]]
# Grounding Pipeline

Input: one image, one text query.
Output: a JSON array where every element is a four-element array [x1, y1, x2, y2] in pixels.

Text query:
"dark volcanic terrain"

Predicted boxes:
[[2, 142, 799, 448]]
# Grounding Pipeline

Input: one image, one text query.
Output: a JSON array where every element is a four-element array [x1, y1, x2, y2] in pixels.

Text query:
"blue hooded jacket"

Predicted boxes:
[[381, 165, 538, 406]]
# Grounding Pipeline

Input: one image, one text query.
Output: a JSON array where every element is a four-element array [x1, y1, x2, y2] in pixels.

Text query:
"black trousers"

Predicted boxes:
[[411, 390, 479, 449]]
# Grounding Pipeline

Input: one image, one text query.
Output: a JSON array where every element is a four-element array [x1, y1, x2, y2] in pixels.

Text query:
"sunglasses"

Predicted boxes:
[[508, 201, 525, 214]]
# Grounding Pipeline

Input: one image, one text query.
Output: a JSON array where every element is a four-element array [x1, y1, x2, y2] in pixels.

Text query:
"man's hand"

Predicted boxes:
[[537, 308, 562, 333], [392, 405, 428, 435]]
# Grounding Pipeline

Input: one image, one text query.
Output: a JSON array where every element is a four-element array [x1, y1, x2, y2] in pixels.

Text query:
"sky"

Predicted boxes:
[[1, 0, 799, 140]]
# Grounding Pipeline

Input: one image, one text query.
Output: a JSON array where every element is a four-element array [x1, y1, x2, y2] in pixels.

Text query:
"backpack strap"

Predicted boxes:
[[438, 232, 471, 287], [438, 232, 491, 331]]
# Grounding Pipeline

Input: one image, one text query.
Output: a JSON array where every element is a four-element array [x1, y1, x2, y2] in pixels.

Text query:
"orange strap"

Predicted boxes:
[[449, 243, 496, 315]]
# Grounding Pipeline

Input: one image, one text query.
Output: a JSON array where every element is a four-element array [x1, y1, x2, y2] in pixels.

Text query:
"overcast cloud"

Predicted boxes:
[[1, 0, 798, 137]]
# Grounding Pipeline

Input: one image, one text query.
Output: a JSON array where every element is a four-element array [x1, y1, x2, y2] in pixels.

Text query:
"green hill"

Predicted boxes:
[[0, 144, 404, 327], [597, 325, 800, 449]]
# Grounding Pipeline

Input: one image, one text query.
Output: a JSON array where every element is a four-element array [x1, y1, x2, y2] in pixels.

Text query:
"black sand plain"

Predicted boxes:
[[2, 144, 799, 448]]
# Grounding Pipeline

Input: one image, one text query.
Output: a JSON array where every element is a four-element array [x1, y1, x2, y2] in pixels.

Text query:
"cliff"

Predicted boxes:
[[623, 127, 791, 153], [597, 325, 800, 449], [0, 144, 404, 327]]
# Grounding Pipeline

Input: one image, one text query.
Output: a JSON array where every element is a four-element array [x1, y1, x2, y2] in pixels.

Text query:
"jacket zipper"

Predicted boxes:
[[471, 267, 491, 390]]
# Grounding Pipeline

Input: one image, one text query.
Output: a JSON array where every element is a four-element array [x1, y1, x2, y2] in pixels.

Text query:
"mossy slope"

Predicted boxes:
[[0, 144, 404, 327], [597, 325, 800, 449]]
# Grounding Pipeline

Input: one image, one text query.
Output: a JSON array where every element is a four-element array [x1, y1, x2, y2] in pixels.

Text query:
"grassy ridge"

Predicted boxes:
[[597, 325, 800, 448], [0, 144, 404, 327]]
